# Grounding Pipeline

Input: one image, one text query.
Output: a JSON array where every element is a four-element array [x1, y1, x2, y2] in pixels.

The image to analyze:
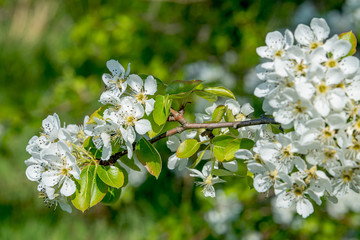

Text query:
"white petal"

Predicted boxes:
[[225, 99, 241, 115], [106, 60, 124, 77], [26, 165, 44, 181], [325, 68, 344, 85], [135, 119, 152, 135], [256, 46, 273, 59], [332, 40, 351, 59], [296, 198, 314, 218], [167, 135, 181, 152], [294, 24, 314, 46], [240, 103, 254, 116], [326, 113, 346, 129], [223, 161, 238, 172], [347, 81, 360, 101], [328, 89, 347, 111], [284, 29, 294, 47], [42, 171, 61, 187], [203, 185, 216, 198], [247, 163, 265, 174], [144, 75, 157, 95], [128, 74, 143, 93], [339, 56, 359, 76], [265, 31, 284, 50], [60, 178, 76, 196], [101, 144, 112, 161], [314, 95, 330, 117], [254, 174, 271, 192], [295, 82, 315, 100], [276, 192, 295, 208], [310, 18, 330, 41], [254, 82, 276, 97], [145, 99, 155, 115], [234, 149, 253, 160], [102, 73, 113, 86], [167, 154, 180, 170]]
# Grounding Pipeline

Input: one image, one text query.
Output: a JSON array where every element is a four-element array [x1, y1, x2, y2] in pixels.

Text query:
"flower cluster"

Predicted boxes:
[[242, 17, 360, 217], [25, 113, 85, 212], [25, 60, 157, 211], [87, 60, 157, 160]]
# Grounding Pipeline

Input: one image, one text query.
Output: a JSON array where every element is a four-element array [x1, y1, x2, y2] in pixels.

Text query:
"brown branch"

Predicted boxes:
[[100, 109, 278, 165]]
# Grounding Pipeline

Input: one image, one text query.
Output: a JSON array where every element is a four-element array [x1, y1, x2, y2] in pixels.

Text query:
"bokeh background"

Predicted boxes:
[[2, 0, 360, 239]]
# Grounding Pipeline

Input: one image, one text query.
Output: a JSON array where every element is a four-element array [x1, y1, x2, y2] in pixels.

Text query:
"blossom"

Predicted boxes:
[[128, 75, 157, 115], [189, 162, 225, 197]]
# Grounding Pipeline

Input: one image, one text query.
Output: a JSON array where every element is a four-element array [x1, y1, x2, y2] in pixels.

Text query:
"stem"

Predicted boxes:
[[100, 109, 278, 165]]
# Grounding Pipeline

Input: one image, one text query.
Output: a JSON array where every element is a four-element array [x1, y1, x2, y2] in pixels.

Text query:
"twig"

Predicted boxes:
[[100, 109, 278, 165]]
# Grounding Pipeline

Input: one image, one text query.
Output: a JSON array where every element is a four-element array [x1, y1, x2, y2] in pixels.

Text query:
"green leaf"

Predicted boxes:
[[240, 138, 255, 150], [339, 31, 357, 56], [224, 138, 241, 161], [101, 187, 122, 205], [211, 105, 227, 122], [212, 169, 237, 177], [120, 156, 141, 172], [153, 95, 172, 126], [166, 80, 202, 98], [83, 137, 92, 150], [97, 165, 125, 188], [86, 105, 108, 124], [190, 145, 210, 168], [176, 139, 200, 159], [236, 161, 248, 177], [71, 165, 108, 212], [203, 86, 236, 99], [224, 138, 254, 161], [135, 137, 162, 179], [224, 109, 239, 136], [212, 135, 236, 162], [269, 124, 283, 134], [247, 175, 254, 189], [194, 90, 218, 101]]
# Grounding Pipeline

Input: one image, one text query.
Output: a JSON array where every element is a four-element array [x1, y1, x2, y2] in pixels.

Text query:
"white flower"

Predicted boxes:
[[42, 113, 61, 141], [41, 141, 81, 197], [256, 30, 294, 60], [189, 161, 225, 197], [102, 60, 130, 95], [119, 97, 152, 144], [128, 75, 157, 115], [294, 18, 330, 50], [276, 179, 314, 218]]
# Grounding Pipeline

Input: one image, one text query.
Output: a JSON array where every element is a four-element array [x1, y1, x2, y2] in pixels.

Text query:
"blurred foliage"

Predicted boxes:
[[2, 0, 360, 239]]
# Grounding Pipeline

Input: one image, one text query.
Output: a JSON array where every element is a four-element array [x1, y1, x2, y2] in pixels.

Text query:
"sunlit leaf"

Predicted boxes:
[[97, 165, 125, 188], [212, 135, 236, 162], [71, 165, 107, 212], [194, 90, 218, 101], [166, 80, 202, 98], [176, 139, 200, 159], [211, 105, 227, 122], [203, 86, 236, 99], [153, 95, 172, 126], [135, 137, 162, 179]]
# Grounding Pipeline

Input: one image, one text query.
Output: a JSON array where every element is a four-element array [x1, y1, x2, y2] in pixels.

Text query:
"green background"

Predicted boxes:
[[1, 0, 359, 239]]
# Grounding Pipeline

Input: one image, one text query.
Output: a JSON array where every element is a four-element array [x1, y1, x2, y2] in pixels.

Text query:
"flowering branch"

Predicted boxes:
[[101, 108, 278, 165]]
